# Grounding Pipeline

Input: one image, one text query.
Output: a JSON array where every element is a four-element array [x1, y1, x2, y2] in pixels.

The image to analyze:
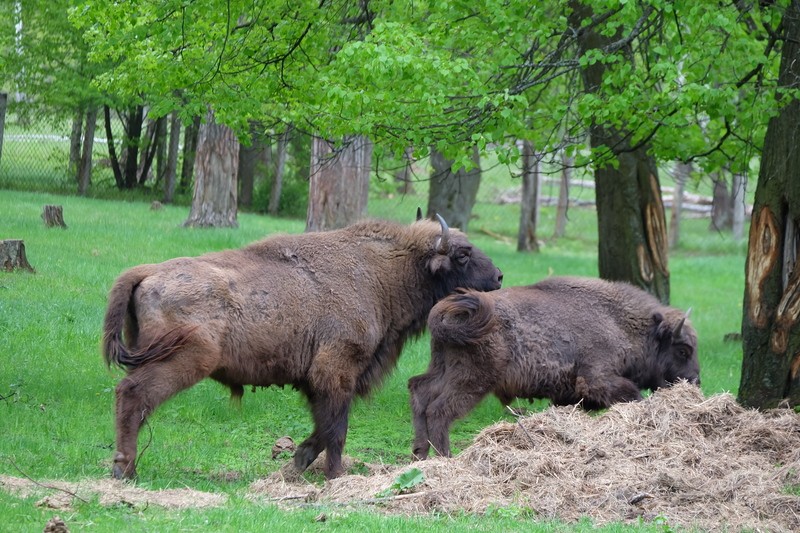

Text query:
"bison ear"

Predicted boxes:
[[651, 312, 673, 342], [428, 254, 452, 275]]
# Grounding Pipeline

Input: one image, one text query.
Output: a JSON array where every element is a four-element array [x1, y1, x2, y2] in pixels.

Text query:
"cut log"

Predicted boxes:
[[42, 205, 67, 228], [1, 239, 35, 273]]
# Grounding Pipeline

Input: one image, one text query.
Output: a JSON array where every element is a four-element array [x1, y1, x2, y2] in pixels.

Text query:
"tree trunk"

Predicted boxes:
[[0, 93, 5, 167], [104, 105, 124, 189], [740, 0, 800, 409], [183, 110, 239, 228], [154, 116, 168, 186], [569, 2, 670, 303], [77, 107, 98, 196], [732, 172, 746, 241], [269, 126, 291, 216], [238, 121, 267, 208], [517, 140, 540, 252], [1, 239, 35, 273], [180, 115, 201, 194], [306, 135, 372, 232], [669, 162, 691, 249], [68, 108, 83, 183], [710, 174, 733, 232], [395, 147, 416, 195], [427, 146, 481, 232], [554, 151, 572, 239], [137, 117, 160, 186], [123, 105, 144, 189], [42, 205, 67, 228], [163, 111, 181, 203]]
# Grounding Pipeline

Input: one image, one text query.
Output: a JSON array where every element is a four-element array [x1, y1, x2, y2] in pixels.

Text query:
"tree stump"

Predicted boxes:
[[42, 205, 67, 228], [1, 239, 35, 273]]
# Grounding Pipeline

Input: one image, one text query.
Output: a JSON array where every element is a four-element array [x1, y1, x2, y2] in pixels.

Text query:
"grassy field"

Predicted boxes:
[[0, 189, 746, 531]]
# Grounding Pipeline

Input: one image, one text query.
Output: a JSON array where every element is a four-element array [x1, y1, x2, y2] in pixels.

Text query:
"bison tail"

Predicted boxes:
[[428, 290, 497, 345], [102, 264, 158, 370]]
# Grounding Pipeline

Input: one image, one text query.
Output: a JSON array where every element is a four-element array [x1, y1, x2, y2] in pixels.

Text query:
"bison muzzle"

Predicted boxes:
[[103, 214, 502, 479], [409, 276, 698, 460]]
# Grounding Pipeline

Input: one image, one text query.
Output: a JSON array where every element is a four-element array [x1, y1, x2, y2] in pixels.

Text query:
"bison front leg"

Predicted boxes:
[[575, 370, 642, 410], [113, 349, 218, 480], [295, 344, 362, 479]]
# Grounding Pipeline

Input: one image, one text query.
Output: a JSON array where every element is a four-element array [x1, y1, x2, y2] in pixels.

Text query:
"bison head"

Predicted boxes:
[[650, 309, 700, 390], [424, 214, 503, 299]]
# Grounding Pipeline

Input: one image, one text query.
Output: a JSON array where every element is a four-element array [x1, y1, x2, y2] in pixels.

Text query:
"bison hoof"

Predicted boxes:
[[293, 445, 318, 472], [112, 453, 136, 480]]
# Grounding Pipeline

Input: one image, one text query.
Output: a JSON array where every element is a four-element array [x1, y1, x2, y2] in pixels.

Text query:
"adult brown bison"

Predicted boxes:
[[409, 276, 698, 459], [103, 215, 502, 479]]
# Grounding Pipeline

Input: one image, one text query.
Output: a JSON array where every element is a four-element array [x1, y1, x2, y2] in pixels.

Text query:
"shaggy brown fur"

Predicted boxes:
[[103, 216, 502, 480], [409, 276, 698, 459]]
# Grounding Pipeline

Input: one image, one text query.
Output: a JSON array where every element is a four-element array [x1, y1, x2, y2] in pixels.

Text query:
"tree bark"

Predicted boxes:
[[569, 2, 670, 303], [669, 162, 691, 249], [238, 121, 268, 208], [123, 105, 144, 189], [710, 174, 733, 232], [554, 151, 572, 239], [1, 239, 34, 273], [42, 205, 67, 228], [77, 106, 98, 196], [0, 93, 6, 167], [740, 0, 800, 409], [306, 135, 372, 232], [163, 111, 181, 203], [517, 140, 540, 252], [183, 110, 240, 228], [269, 126, 291, 216], [69, 108, 83, 183], [104, 105, 124, 189], [427, 146, 481, 232], [180, 115, 201, 194]]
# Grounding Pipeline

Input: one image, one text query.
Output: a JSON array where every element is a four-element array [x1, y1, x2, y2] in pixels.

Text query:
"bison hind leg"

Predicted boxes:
[[229, 384, 244, 406]]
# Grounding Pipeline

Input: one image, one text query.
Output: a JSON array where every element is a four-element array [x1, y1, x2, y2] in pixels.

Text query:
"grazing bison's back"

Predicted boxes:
[[411, 276, 698, 459]]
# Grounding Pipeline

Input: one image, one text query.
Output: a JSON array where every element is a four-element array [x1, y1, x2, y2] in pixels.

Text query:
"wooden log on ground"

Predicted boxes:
[[1, 239, 35, 273], [42, 205, 67, 228]]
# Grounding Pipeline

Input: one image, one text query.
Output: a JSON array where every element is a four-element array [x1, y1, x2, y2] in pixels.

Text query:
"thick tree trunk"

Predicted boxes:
[[427, 146, 481, 232], [163, 111, 181, 203], [669, 162, 691, 249], [77, 107, 98, 196], [269, 127, 291, 216], [570, 2, 670, 303], [740, 1, 800, 409], [183, 111, 239, 228], [306, 135, 372, 232], [1, 239, 35, 273], [517, 140, 540, 252], [180, 115, 201, 194]]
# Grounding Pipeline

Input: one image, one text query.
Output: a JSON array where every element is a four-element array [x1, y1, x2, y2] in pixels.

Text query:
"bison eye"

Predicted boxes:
[[455, 248, 471, 265]]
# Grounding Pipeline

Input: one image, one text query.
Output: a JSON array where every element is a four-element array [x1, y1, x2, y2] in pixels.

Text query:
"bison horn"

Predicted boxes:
[[416, 207, 423, 222], [673, 308, 691, 340], [435, 213, 450, 253]]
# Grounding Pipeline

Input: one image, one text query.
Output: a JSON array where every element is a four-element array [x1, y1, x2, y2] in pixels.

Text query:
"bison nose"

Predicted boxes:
[[496, 270, 504, 286]]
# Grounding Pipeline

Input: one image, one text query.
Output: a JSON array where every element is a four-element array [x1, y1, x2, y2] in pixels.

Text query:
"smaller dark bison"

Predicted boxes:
[[409, 276, 699, 459]]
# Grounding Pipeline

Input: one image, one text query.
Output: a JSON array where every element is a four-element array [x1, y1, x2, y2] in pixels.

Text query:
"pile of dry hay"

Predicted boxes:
[[251, 383, 800, 531]]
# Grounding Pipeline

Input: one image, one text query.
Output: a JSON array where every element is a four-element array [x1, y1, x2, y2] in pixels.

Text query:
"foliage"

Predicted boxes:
[[375, 467, 425, 498]]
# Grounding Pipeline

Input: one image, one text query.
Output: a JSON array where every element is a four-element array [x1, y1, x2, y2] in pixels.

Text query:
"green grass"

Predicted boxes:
[[0, 189, 746, 531]]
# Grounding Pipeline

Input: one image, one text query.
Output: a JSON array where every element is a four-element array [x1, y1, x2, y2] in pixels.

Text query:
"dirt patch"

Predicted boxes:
[[3, 384, 799, 531], [0, 475, 227, 510], [250, 383, 800, 532]]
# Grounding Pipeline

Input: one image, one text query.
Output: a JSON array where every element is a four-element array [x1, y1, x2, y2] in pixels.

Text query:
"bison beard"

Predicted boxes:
[[103, 214, 502, 480], [409, 277, 699, 460]]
